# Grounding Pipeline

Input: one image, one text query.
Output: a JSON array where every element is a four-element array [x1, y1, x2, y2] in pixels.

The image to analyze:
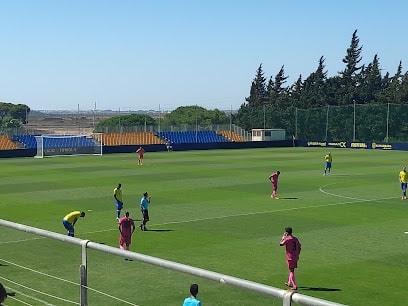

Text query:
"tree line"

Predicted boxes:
[[234, 30, 408, 141], [94, 106, 230, 132], [0, 102, 30, 129]]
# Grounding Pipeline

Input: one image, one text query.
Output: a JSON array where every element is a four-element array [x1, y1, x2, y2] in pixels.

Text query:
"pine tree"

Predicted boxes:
[[245, 64, 267, 107], [288, 75, 303, 108], [340, 29, 363, 83], [301, 56, 328, 108], [266, 65, 288, 108], [358, 54, 383, 103], [337, 30, 364, 105], [388, 61, 404, 104]]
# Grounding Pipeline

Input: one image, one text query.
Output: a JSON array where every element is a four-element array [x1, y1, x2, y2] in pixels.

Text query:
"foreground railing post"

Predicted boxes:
[[80, 240, 90, 306], [283, 290, 295, 306]]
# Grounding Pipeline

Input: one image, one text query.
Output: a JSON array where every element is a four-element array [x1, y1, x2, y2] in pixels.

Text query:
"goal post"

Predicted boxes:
[[34, 134, 103, 158]]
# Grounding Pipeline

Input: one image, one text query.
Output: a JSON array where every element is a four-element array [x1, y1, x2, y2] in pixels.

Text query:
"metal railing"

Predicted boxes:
[[0, 219, 346, 306]]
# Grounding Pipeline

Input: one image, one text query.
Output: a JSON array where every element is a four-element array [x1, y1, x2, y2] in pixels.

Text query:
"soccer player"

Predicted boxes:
[[0, 283, 8, 305], [182, 283, 201, 306], [269, 171, 280, 199], [114, 183, 124, 220], [399, 166, 407, 200], [280, 227, 301, 290], [118, 211, 135, 254], [136, 146, 145, 165], [165, 141, 173, 152], [139, 192, 151, 231], [323, 152, 332, 176], [62, 211, 85, 237]]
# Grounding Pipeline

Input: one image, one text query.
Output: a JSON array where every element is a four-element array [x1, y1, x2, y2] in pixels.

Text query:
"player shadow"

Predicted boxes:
[[278, 197, 298, 200], [297, 286, 341, 292], [0, 263, 8, 267]]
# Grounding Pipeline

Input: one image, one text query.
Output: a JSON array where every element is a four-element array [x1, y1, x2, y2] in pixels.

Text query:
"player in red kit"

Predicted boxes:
[[136, 146, 145, 165], [118, 211, 135, 254], [269, 171, 280, 199], [280, 227, 301, 290]]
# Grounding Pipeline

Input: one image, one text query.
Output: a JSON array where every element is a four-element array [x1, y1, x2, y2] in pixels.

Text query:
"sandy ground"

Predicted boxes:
[[26, 113, 111, 134]]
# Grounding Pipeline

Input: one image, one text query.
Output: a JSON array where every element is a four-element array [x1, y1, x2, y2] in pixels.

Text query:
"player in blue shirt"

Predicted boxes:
[[182, 284, 201, 306], [139, 192, 151, 231]]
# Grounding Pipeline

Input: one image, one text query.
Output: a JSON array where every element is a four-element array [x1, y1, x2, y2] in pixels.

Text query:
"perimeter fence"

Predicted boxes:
[[3, 103, 407, 143], [237, 103, 408, 142]]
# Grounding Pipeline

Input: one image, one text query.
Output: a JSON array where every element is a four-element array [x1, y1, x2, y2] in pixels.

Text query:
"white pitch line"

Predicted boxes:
[[1, 197, 388, 244], [1, 187, 398, 245], [85, 197, 382, 235], [0, 237, 44, 245], [1, 278, 59, 306], [0, 261, 139, 306], [0, 260, 78, 286], [319, 180, 398, 202], [7, 295, 34, 305]]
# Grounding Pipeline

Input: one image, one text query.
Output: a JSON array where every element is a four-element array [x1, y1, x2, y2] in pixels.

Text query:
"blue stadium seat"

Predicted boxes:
[[156, 131, 229, 144]]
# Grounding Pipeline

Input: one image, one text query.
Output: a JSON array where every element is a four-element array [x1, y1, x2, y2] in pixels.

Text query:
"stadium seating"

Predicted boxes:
[[218, 130, 246, 142], [0, 135, 19, 150], [157, 131, 229, 144], [102, 132, 165, 146], [12, 135, 38, 149], [11, 131, 234, 148]]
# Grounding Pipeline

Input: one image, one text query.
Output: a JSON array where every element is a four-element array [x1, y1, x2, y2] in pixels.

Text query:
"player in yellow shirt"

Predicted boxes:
[[399, 166, 407, 200], [323, 152, 332, 176], [62, 211, 85, 237], [114, 183, 124, 220]]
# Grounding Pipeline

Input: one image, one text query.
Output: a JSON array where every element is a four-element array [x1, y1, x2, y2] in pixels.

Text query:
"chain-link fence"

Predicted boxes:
[[238, 103, 408, 142], [295, 103, 408, 142], [3, 104, 408, 143]]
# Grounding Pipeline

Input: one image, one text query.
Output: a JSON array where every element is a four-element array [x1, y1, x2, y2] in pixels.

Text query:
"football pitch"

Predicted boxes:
[[0, 147, 407, 306]]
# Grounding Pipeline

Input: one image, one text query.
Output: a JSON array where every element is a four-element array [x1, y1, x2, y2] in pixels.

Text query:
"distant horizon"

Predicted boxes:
[[29, 107, 237, 113], [28, 107, 239, 115]]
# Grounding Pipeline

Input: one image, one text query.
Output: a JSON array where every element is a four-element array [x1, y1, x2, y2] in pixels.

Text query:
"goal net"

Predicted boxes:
[[34, 134, 103, 158]]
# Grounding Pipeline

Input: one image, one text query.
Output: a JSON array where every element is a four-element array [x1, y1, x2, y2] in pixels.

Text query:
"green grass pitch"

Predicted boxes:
[[0, 147, 407, 305]]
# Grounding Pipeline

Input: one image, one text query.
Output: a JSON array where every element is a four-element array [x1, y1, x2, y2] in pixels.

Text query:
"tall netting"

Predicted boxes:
[[296, 106, 334, 141], [34, 134, 103, 158], [295, 104, 408, 142], [388, 103, 408, 142]]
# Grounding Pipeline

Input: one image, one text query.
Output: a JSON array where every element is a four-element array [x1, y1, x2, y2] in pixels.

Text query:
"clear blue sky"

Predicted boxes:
[[1, 0, 407, 111]]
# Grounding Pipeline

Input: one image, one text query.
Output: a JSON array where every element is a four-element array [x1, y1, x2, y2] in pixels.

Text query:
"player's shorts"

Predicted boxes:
[[272, 182, 278, 190], [139, 154, 144, 160], [62, 219, 74, 232], [141, 209, 149, 221], [401, 182, 407, 190], [287, 259, 298, 270], [325, 162, 332, 168], [119, 234, 132, 245], [115, 200, 123, 210]]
